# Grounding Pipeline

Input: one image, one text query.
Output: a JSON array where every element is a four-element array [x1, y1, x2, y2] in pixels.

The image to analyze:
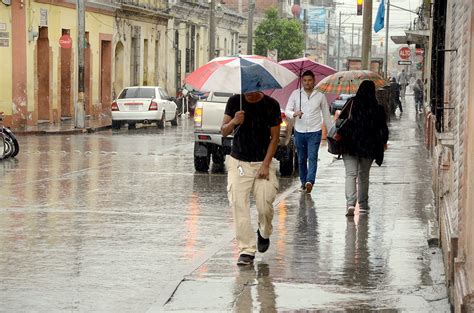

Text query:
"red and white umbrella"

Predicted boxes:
[[184, 55, 297, 94]]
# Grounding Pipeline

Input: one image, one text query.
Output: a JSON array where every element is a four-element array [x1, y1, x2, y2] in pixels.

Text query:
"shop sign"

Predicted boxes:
[[40, 8, 48, 27]]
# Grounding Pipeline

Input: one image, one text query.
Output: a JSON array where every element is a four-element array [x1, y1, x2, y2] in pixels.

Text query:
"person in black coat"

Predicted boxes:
[[389, 77, 402, 114], [337, 80, 389, 216]]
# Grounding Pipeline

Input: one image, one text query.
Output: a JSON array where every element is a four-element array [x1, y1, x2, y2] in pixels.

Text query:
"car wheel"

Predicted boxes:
[[2, 129, 19, 158], [112, 120, 122, 129], [194, 155, 210, 172], [157, 111, 165, 129], [128, 123, 136, 130], [212, 147, 225, 165], [279, 145, 294, 177], [1, 136, 15, 159], [170, 112, 178, 126], [294, 151, 299, 173]]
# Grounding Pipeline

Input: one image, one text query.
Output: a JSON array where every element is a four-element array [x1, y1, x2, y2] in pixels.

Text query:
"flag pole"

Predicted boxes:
[[384, 0, 390, 79]]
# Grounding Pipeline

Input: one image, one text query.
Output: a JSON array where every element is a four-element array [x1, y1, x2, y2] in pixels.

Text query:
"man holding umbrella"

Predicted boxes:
[[285, 70, 333, 193], [221, 91, 282, 266], [184, 54, 297, 266]]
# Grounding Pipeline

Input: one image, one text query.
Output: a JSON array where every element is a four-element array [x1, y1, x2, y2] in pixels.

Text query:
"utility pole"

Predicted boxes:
[[278, 0, 284, 17], [351, 23, 354, 56], [383, 0, 390, 78], [75, 0, 85, 129], [357, 27, 361, 56], [361, 0, 373, 70], [247, 0, 254, 54], [326, 23, 331, 66], [337, 11, 341, 70], [209, 0, 216, 60], [303, 6, 308, 57]]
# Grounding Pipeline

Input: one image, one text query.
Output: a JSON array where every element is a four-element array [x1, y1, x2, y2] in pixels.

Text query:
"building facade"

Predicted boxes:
[[168, 0, 244, 95], [426, 0, 474, 311], [112, 0, 171, 97], [0, 0, 116, 128], [0, 0, 243, 128]]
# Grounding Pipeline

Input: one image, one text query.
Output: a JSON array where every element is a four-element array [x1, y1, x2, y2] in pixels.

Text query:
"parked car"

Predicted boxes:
[[330, 94, 354, 115], [111, 86, 178, 130]]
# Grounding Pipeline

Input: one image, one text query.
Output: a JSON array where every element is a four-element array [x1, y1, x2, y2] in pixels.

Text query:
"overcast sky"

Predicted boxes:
[[332, 0, 422, 51]]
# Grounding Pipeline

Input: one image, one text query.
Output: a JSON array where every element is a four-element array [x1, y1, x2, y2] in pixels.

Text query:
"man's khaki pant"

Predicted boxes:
[[227, 156, 279, 256]]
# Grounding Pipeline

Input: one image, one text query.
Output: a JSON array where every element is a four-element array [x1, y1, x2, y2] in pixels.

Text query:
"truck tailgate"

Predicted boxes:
[[199, 101, 226, 132]]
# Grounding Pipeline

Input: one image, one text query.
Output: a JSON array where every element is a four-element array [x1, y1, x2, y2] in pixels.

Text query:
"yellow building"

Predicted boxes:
[[168, 3, 244, 96], [0, 1, 115, 128], [0, 4, 16, 127], [113, 1, 170, 97], [0, 0, 242, 128]]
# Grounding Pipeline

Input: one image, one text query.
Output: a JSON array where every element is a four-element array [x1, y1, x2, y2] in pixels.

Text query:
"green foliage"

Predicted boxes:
[[254, 7, 305, 61]]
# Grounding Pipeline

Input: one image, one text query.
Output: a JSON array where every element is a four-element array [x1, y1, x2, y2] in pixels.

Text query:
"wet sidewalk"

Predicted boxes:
[[11, 117, 111, 135], [160, 96, 450, 311]]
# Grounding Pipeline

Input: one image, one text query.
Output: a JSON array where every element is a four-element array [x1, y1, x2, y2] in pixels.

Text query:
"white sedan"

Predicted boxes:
[[111, 86, 178, 129]]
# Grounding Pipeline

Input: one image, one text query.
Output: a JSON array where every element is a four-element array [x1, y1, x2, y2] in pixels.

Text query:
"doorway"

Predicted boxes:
[[60, 29, 72, 118], [100, 40, 112, 113], [85, 32, 91, 115], [37, 27, 50, 121]]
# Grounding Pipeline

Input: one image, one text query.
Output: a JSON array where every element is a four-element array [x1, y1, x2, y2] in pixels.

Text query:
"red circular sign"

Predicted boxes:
[[399, 47, 411, 60], [59, 34, 72, 49]]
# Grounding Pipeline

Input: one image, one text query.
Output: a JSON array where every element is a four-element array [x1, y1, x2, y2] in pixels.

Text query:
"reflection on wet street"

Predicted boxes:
[[164, 98, 449, 311], [1, 99, 449, 311], [0, 120, 294, 312]]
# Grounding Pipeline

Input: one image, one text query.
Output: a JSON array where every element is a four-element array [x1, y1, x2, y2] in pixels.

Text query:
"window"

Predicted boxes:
[[158, 88, 169, 99], [118, 87, 156, 99]]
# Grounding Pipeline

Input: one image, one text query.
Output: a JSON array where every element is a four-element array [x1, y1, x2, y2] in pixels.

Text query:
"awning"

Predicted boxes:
[[405, 30, 430, 43], [391, 35, 409, 45], [391, 29, 430, 45]]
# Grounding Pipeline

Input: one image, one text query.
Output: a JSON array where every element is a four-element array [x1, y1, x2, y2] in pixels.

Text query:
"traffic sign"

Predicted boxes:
[[398, 60, 412, 65], [59, 34, 72, 49], [399, 47, 411, 60]]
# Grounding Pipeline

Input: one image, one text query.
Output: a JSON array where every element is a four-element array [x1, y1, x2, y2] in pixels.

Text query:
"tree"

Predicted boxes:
[[254, 8, 305, 61]]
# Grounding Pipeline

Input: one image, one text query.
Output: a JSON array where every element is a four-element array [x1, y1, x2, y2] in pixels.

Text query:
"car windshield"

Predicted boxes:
[[118, 88, 156, 99]]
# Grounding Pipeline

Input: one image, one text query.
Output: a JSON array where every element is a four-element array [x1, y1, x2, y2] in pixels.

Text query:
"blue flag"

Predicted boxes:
[[374, 0, 385, 33]]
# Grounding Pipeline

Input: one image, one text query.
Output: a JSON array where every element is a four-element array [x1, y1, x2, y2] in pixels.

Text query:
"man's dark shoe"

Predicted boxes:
[[257, 229, 270, 253], [305, 182, 313, 194], [237, 254, 255, 266]]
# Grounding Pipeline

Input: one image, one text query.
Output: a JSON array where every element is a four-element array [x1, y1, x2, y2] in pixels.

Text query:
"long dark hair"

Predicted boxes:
[[355, 80, 378, 107]]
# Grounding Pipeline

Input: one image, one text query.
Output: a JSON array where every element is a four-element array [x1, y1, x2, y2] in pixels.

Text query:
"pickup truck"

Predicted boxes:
[[193, 92, 296, 176]]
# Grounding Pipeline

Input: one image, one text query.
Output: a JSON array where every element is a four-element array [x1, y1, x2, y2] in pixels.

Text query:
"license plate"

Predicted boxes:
[[126, 105, 140, 110]]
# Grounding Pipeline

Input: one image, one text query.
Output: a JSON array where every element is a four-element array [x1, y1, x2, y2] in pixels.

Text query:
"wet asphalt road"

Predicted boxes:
[[0, 119, 295, 312], [0, 95, 449, 312]]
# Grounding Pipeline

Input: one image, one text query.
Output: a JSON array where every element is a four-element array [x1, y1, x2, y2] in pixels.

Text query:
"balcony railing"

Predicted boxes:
[[115, 0, 167, 12], [413, 4, 430, 31]]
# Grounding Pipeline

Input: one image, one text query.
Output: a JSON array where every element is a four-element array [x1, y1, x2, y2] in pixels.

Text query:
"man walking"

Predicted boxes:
[[221, 91, 281, 266], [285, 70, 333, 194], [397, 69, 408, 98]]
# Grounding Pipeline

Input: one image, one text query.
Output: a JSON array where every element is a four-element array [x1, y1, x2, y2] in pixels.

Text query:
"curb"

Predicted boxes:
[[13, 124, 111, 136]]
